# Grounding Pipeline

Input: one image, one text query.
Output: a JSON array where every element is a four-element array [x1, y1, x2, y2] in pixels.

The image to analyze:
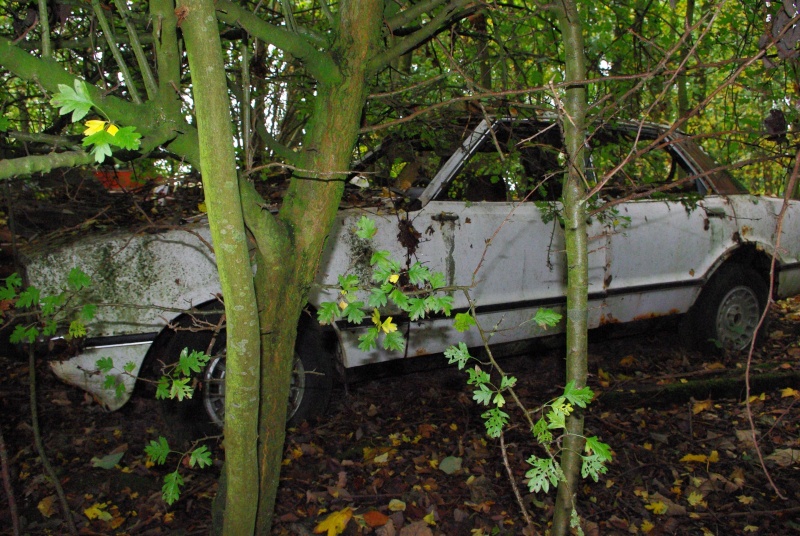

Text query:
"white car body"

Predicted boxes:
[[20, 118, 800, 411]]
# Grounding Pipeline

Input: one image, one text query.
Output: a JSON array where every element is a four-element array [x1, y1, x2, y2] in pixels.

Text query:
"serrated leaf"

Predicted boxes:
[[155, 377, 170, 399], [110, 125, 141, 150], [169, 378, 194, 401], [51, 80, 93, 122], [175, 347, 207, 376], [585, 436, 612, 461], [313, 506, 353, 536], [407, 297, 427, 321], [190, 445, 212, 468], [355, 216, 377, 239], [123, 361, 136, 373], [10, 324, 38, 344], [428, 271, 446, 289], [95, 357, 114, 373], [453, 312, 476, 332], [80, 303, 97, 321], [69, 320, 87, 338], [342, 302, 366, 324], [0, 116, 9, 132], [367, 287, 388, 308], [144, 437, 170, 464], [317, 302, 340, 325], [563, 380, 593, 408], [68, 268, 92, 291], [407, 262, 430, 285], [444, 342, 471, 369], [533, 308, 562, 328], [473, 384, 493, 406], [358, 327, 379, 351], [16, 287, 40, 309], [5, 273, 22, 288], [525, 456, 562, 493], [383, 330, 404, 351], [388, 288, 409, 310], [162, 471, 184, 505]]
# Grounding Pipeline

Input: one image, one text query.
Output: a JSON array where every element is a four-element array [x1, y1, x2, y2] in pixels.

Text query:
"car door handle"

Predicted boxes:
[[431, 212, 459, 222]]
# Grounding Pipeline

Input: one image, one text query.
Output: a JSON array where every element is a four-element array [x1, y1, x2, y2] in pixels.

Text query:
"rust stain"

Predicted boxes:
[[741, 225, 752, 237], [689, 269, 694, 277]]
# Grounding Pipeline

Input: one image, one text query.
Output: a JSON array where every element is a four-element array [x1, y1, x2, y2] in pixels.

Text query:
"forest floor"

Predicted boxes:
[[1, 173, 799, 535]]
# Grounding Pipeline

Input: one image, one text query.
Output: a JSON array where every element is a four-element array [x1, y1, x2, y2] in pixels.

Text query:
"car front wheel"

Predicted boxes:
[[681, 265, 769, 352]]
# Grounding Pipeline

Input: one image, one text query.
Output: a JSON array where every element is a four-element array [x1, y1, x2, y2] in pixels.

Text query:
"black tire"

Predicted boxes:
[[681, 264, 769, 352], [146, 311, 334, 444]]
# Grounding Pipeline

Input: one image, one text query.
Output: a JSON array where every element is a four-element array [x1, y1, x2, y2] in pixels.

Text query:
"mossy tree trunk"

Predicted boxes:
[[552, 1, 589, 535]]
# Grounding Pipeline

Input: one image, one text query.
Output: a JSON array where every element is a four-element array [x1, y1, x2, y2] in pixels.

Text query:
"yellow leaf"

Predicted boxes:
[[110, 516, 126, 529], [743, 526, 759, 533], [738, 495, 754, 505], [641, 519, 655, 533], [338, 300, 348, 310], [372, 308, 381, 327], [84, 503, 112, 521], [643, 442, 653, 451], [380, 317, 397, 334], [164, 511, 175, 523], [313, 507, 353, 536], [680, 453, 708, 463], [708, 450, 719, 463], [373, 451, 390, 464], [388, 274, 400, 284], [780, 387, 800, 399], [692, 399, 713, 415], [83, 120, 107, 136], [423, 511, 436, 525], [687, 491, 706, 507], [388, 499, 406, 512], [644, 500, 668, 515], [37, 495, 57, 518], [197, 202, 207, 213], [106, 123, 119, 136]]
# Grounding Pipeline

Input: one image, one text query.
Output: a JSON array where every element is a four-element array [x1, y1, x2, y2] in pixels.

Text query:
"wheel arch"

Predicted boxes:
[[707, 243, 773, 296]]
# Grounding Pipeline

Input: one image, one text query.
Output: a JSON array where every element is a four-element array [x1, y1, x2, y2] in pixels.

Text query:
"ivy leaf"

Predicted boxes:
[[356, 216, 377, 239], [109, 125, 141, 150], [95, 357, 114, 373], [189, 445, 212, 468], [51, 80, 93, 122], [144, 436, 170, 465], [453, 312, 476, 332], [67, 267, 92, 291], [162, 471, 184, 505]]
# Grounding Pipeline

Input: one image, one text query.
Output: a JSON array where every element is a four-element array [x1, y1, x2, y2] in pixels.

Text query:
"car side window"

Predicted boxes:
[[437, 122, 566, 202], [589, 129, 697, 198]]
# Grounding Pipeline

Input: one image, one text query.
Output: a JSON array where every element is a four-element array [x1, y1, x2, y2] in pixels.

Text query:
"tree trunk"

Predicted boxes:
[[179, 0, 262, 534], [553, 1, 589, 534]]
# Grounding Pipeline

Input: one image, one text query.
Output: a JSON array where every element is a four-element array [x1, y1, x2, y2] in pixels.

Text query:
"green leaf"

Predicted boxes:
[[50, 80, 93, 122], [358, 327, 379, 352], [5, 273, 22, 289], [190, 445, 212, 468], [444, 342, 471, 369], [103, 375, 117, 391], [408, 297, 427, 321], [123, 361, 136, 373], [453, 312, 476, 332], [144, 436, 170, 465], [407, 262, 430, 285], [16, 287, 40, 309], [342, 302, 366, 324], [96, 357, 114, 373], [481, 407, 509, 437], [585, 436, 612, 462], [155, 377, 170, 400], [0, 116, 9, 132], [428, 272, 446, 289], [169, 377, 194, 401], [162, 471, 184, 505], [175, 347, 207, 376], [426, 295, 453, 315], [356, 216, 377, 239], [68, 320, 87, 338], [383, 330, 405, 351], [466, 366, 490, 386], [367, 288, 388, 308], [338, 274, 359, 294], [370, 250, 399, 273], [80, 303, 97, 321], [532, 417, 552, 445], [68, 268, 92, 291], [42, 319, 58, 336], [546, 407, 566, 430], [388, 288, 409, 310], [0, 285, 16, 301], [317, 302, 340, 325], [500, 375, 517, 390], [563, 380, 594, 408], [10, 324, 38, 344], [109, 125, 141, 150], [473, 384, 494, 406], [89, 141, 113, 163], [40, 293, 66, 315], [581, 453, 609, 482], [533, 308, 562, 328], [525, 455, 563, 494]]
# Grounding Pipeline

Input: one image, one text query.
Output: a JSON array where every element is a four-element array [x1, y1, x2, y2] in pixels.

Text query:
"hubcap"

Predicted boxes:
[[202, 354, 305, 427], [715, 286, 761, 350]]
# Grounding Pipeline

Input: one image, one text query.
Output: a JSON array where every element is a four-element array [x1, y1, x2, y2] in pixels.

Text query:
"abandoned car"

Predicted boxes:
[[20, 117, 800, 430]]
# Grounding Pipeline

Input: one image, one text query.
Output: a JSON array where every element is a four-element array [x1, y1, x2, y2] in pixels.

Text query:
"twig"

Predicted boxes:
[[27, 346, 78, 535], [500, 431, 533, 527], [0, 425, 20, 536]]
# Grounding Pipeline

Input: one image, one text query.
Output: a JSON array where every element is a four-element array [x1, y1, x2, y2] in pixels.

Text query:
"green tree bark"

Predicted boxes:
[[553, 1, 589, 534], [179, 0, 261, 533]]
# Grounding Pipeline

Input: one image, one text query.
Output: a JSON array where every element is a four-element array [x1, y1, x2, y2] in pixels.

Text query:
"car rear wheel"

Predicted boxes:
[[681, 264, 769, 352], [148, 314, 333, 444]]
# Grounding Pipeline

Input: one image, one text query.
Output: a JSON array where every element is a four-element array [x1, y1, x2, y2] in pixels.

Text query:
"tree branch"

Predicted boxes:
[[214, 0, 337, 84], [91, 0, 143, 103], [369, 0, 477, 73], [0, 151, 95, 180], [113, 0, 158, 100]]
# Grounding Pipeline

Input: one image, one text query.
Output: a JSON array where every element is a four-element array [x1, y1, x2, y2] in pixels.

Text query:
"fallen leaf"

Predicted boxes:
[[780, 387, 800, 399], [438, 456, 462, 475], [398, 520, 432, 536], [388, 499, 406, 512], [692, 399, 713, 415], [313, 507, 353, 536], [363, 510, 389, 528], [91, 451, 125, 469], [37, 495, 56, 518], [738, 495, 754, 505], [644, 500, 668, 515], [765, 448, 800, 467]]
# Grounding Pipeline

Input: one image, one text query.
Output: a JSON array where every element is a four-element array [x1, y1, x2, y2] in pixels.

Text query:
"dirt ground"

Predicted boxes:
[[1, 173, 799, 535]]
